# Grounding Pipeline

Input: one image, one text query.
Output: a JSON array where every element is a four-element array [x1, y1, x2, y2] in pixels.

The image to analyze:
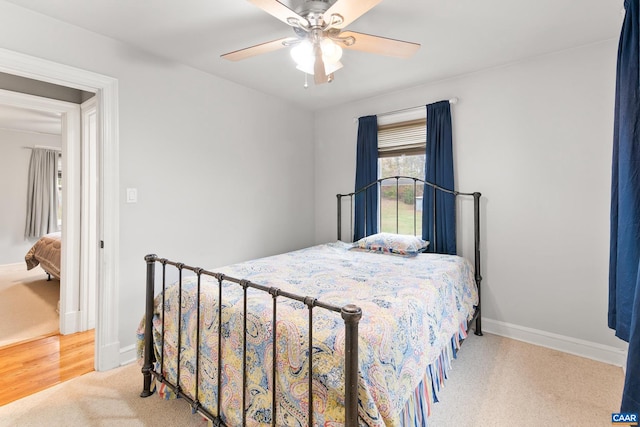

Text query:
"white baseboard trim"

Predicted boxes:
[[482, 318, 628, 368], [60, 310, 80, 335], [0, 262, 26, 268], [96, 340, 122, 371], [120, 344, 137, 366]]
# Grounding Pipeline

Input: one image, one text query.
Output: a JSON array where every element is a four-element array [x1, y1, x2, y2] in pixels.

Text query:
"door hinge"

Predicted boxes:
[[100, 240, 104, 249]]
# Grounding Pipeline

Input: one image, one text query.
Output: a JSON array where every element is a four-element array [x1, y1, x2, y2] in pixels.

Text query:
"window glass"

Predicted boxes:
[[57, 154, 62, 229], [379, 154, 425, 236]]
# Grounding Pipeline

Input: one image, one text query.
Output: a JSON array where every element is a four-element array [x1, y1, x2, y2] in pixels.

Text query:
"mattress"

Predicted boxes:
[[24, 231, 61, 280], [138, 241, 478, 426]]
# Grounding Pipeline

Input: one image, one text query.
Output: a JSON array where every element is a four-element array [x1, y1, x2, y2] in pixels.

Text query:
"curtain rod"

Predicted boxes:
[[353, 97, 459, 123], [378, 97, 458, 119], [22, 145, 62, 151]]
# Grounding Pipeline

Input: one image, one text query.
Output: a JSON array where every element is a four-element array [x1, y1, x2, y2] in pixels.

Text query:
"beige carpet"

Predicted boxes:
[[0, 263, 60, 347], [0, 333, 624, 426]]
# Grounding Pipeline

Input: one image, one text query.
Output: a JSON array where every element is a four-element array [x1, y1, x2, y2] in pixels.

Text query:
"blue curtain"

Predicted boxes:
[[354, 115, 378, 241], [422, 100, 456, 255], [609, 0, 640, 414]]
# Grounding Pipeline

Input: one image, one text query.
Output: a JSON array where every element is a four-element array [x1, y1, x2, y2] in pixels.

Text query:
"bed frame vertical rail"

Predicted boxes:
[[269, 288, 279, 427], [432, 183, 437, 251], [342, 304, 362, 427], [395, 178, 399, 233], [141, 254, 157, 397], [413, 179, 417, 236], [305, 298, 316, 425], [195, 269, 203, 408], [366, 187, 370, 237], [241, 280, 249, 426], [337, 194, 342, 241], [161, 261, 167, 379], [473, 192, 483, 336], [217, 274, 224, 422], [176, 264, 184, 395]]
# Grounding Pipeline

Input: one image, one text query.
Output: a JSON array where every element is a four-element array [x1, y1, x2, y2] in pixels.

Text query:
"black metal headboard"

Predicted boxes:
[[337, 176, 483, 336]]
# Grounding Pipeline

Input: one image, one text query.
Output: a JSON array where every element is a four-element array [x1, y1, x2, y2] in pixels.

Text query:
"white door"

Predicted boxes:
[[79, 97, 98, 331]]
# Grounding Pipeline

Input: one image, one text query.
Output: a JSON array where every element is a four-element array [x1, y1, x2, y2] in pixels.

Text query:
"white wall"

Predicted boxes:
[[0, 128, 61, 264], [0, 2, 315, 351], [314, 40, 624, 352]]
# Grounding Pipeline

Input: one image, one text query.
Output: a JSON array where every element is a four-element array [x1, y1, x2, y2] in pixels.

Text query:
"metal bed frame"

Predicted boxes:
[[140, 177, 483, 426]]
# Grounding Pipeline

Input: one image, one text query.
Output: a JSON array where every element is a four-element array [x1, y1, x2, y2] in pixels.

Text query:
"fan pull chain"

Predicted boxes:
[[304, 73, 309, 89]]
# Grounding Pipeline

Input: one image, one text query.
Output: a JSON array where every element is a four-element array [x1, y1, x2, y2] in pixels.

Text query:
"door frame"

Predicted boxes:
[[0, 47, 120, 371]]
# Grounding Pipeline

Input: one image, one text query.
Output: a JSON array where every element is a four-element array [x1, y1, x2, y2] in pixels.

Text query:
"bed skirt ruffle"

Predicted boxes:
[[399, 321, 469, 427]]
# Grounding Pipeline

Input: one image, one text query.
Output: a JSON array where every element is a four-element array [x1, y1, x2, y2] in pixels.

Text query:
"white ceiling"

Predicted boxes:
[[4, 0, 625, 111], [0, 104, 61, 135]]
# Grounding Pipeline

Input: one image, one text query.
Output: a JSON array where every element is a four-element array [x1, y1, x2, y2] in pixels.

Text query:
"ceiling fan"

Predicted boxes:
[[221, 0, 421, 85]]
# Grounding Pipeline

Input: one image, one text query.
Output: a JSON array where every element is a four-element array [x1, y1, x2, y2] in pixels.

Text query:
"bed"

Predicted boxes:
[[24, 231, 61, 281], [138, 176, 483, 426]]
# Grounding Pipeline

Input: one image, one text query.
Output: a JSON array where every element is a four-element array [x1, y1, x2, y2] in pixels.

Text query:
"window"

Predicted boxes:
[[57, 153, 62, 229], [378, 118, 426, 236]]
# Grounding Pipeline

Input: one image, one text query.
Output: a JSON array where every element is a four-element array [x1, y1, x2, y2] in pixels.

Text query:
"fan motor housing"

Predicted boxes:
[[292, 0, 335, 17]]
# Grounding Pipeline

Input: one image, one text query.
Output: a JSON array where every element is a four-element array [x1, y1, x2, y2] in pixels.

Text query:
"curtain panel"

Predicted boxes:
[[24, 148, 59, 238], [609, 0, 640, 414], [422, 100, 456, 255], [354, 115, 379, 241]]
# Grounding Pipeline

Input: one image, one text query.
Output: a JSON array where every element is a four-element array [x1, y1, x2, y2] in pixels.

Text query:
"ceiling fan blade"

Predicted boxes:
[[221, 37, 297, 61], [340, 31, 420, 58], [324, 0, 382, 28], [247, 0, 309, 27], [314, 44, 328, 84]]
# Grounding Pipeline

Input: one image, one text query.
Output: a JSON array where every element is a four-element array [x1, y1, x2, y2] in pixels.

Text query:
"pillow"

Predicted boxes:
[[352, 232, 429, 257]]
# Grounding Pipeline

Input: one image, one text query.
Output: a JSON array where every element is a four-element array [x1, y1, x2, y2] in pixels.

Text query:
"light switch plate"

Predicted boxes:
[[126, 188, 137, 203]]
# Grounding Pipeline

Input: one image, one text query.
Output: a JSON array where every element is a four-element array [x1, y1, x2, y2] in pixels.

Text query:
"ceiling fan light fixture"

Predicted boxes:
[[320, 38, 343, 63], [290, 39, 313, 68], [290, 38, 343, 76], [296, 60, 343, 76]]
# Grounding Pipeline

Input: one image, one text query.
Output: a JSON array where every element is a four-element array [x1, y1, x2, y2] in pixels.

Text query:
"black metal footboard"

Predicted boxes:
[[140, 254, 362, 427]]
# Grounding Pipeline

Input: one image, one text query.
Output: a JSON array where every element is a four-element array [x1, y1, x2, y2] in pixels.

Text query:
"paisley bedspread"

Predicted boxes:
[[137, 241, 478, 426]]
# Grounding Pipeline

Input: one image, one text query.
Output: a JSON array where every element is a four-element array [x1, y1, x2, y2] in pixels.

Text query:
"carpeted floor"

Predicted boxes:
[[0, 333, 624, 426], [0, 263, 60, 347]]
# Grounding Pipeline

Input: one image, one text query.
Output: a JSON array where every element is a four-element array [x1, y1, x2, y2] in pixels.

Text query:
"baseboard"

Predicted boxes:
[[482, 318, 628, 368], [0, 262, 26, 268], [120, 344, 137, 366], [60, 310, 80, 335], [96, 340, 121, 371]]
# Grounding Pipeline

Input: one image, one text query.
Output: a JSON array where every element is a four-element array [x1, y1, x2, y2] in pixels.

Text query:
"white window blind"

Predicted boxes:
[[378, 118, 426, 157]]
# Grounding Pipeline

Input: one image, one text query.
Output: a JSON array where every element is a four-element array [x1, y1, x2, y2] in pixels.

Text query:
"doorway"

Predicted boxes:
[[0, 90, 102, 338], [0, 47, 120, 371]]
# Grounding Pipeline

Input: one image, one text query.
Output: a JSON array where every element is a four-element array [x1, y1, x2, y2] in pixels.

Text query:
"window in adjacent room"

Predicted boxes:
[[57, 153, 62, 229], [378, 118, 426, 236]]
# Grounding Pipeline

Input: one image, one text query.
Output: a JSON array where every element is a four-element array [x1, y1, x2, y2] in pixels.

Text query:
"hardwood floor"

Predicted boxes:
[[0, 330, 94, 406]]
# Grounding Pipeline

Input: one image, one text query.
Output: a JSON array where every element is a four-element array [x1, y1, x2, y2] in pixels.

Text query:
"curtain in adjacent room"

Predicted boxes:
[[354, 115, 378, 241], [24, 148, 59, 238], [422, 100, 456, 255], [609, 0, 640, 414]]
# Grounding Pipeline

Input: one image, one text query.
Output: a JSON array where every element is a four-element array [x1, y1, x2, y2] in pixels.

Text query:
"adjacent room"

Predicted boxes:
[[0, 0, 636, 425], [0, 104, 62, 348]]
